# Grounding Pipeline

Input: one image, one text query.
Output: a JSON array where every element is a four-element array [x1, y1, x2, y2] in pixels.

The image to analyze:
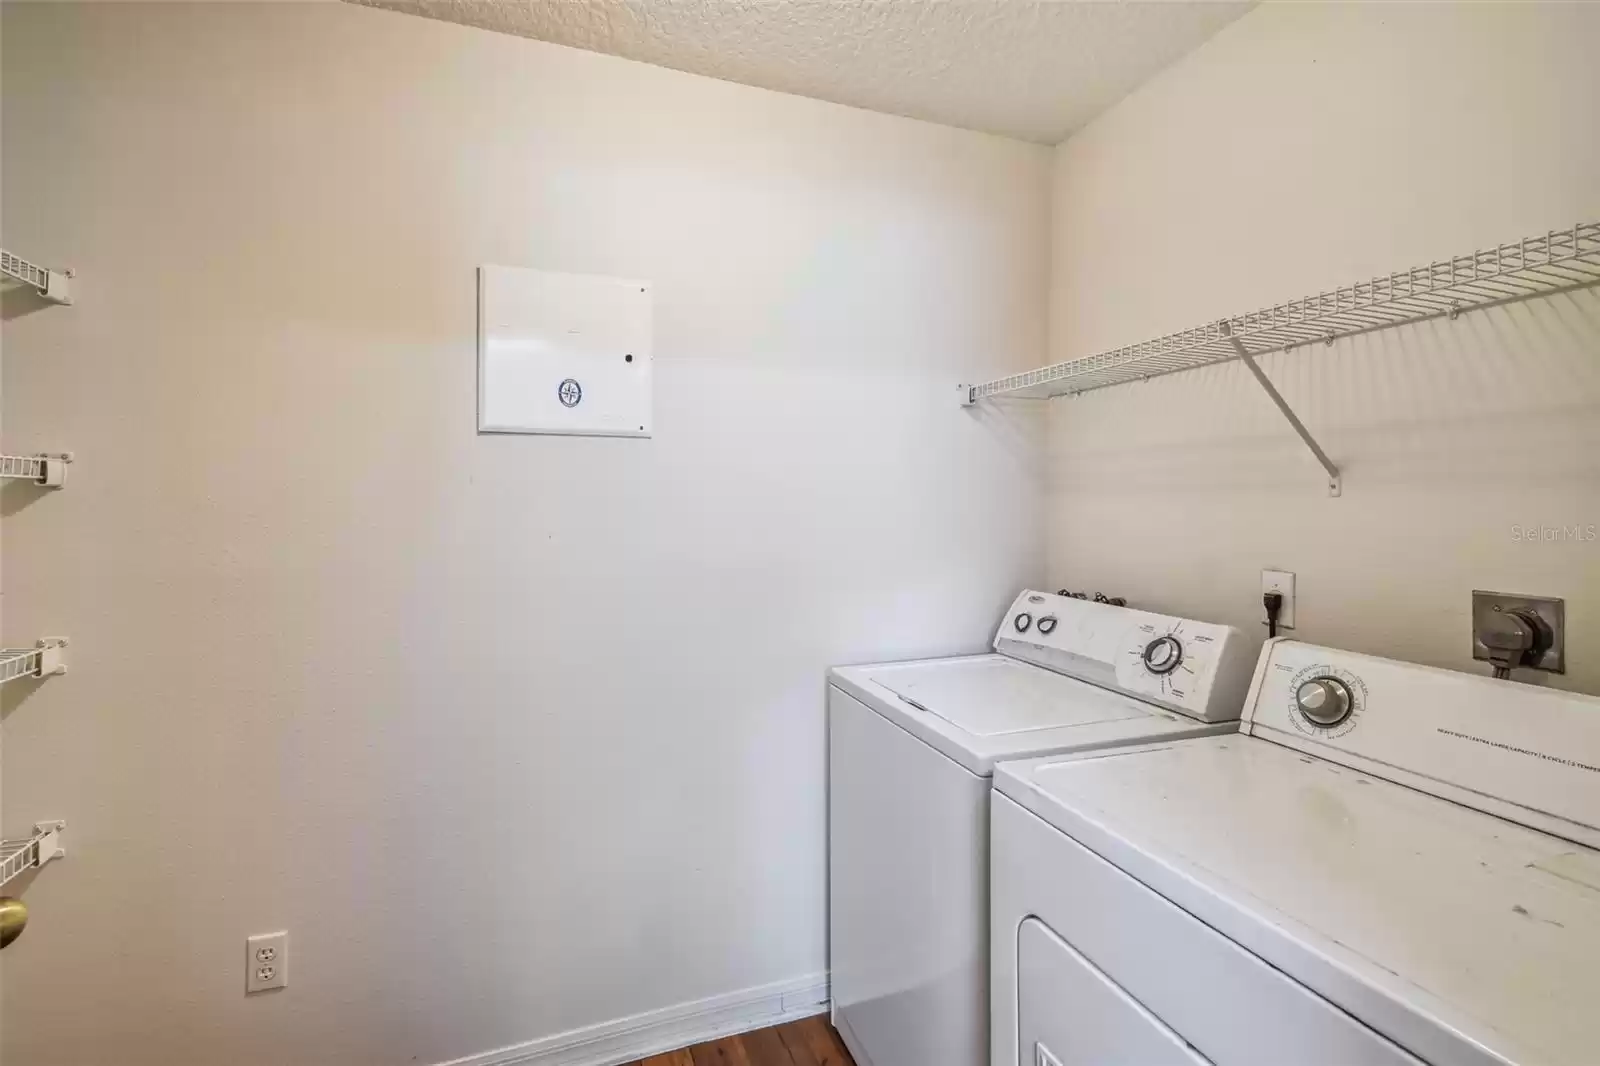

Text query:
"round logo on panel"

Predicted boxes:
[[557, 378, 583, 408]]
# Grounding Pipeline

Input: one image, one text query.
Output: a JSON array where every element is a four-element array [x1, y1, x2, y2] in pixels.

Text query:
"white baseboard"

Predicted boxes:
[[433, 972, 830, 1066]]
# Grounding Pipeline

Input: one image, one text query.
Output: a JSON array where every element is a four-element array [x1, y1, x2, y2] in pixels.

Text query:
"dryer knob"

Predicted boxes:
[[1296, 677, 1353, 727]]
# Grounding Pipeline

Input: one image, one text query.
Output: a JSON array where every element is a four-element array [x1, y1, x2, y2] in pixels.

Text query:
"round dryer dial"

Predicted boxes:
[[1296, 677, 1353, 727], [1285, 665, 1367, 737]]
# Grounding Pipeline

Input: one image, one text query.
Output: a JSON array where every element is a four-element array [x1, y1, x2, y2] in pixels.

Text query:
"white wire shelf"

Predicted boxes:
[[965, 221, 1600, 404], [0, 822, 66, 891], [0, 453, 71, 488], [0, 639, 68, 686], [0, 248, 72, 305]]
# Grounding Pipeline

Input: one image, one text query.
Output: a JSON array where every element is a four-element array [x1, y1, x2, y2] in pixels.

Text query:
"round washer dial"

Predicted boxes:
[[1036, 616, 1058, 635], [1013, 613, 1032, 633], [1142, 636, 1183, 675]]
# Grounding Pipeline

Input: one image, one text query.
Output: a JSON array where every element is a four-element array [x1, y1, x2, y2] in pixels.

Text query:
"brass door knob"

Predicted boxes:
[[0, 897, 29, 949]]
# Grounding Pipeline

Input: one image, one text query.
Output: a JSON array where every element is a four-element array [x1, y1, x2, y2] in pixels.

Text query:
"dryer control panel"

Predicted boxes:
[[1244, 640, 1600, 847], [993, 590, 1254, 723]]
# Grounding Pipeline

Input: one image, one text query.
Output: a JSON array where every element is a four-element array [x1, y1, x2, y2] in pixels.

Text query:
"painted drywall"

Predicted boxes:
[[0, 4, 1048, 1064], [1046, 2, 1600, 692]]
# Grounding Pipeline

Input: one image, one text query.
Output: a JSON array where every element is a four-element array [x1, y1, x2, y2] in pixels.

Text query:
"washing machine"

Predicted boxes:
[[827, 589, 1255, 1066], [991, 638, 1600, 1066]]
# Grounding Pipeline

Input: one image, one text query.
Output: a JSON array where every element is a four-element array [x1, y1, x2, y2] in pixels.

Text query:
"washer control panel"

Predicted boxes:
[[993, 590, 1254, 723]]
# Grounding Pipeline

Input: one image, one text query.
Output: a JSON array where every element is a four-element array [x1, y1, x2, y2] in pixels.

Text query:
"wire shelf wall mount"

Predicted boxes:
[[0, 249, 72, 305], [0, 639, 68, 687], [962, 221, 1600, 496], [0, 822, 65, 891], [0, 452, 72, 488]]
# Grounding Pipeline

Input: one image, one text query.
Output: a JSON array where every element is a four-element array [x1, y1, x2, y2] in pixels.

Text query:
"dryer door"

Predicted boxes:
[[1018, 917, 1209, 1066]]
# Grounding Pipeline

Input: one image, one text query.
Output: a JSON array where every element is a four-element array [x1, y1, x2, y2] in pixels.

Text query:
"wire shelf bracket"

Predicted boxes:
[[0, 249, 73, 305], [0, 822, 66, 891], [0, 639, 69, 687], [1222, 322, 1341, 498], [0, 452, 72, 488], [963, 221, 1600, 495]]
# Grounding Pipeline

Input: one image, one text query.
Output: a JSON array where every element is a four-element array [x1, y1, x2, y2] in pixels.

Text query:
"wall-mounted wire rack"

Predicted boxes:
[[0, 639, 68, 687], [962, 221, 1600, 496], [0, 245, 76, 921], [0, 248, 73, 305], [0, 822, 66, 891], [0, 453, 71, 488]]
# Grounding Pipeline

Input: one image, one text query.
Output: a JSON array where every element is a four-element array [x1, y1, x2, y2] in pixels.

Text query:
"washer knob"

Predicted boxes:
[[1013, 613, 1032, 633], [1036, 616, 1058, 635], [1142, 636, 1182, 675], [1296, 677, 1353, 727]]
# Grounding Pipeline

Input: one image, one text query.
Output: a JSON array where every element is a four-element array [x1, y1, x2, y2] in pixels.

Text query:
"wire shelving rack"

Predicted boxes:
[[962, 221, 1600, 496], [0, 640, 68, 687], [0, 453, 71, 488], [0, 248, 72, 305], [0, 823, 65, 892], [968, 222, 1600, 403], [0, 243, 75, 917]]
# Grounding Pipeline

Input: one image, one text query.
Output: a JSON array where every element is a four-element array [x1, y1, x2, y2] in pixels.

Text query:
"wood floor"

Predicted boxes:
[[625, 1015, 854, 1066]]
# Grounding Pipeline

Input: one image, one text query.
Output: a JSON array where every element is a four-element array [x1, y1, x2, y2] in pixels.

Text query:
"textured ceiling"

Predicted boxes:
[[348, 0, 1252, 144]]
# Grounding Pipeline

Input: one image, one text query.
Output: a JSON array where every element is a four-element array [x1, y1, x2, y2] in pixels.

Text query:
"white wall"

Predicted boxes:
[[1046, 2, 1600, 692], [0, 4, 1048, 1063]]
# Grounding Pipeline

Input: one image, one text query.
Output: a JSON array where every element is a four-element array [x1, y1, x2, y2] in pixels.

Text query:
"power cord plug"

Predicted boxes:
[[1263, 591, 1284, 639], [1479, 609, 1540, 680]]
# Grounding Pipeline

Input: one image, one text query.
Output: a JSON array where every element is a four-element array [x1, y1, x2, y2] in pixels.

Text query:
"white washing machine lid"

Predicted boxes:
[[870, 657, 1149, 736], [829, 655, 1233, 777], [995, 734, 1600, 1066]]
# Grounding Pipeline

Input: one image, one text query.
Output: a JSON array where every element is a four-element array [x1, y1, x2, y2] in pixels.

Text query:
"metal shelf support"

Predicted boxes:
[[0, 822, 66, 891], [0, 453, 72, 488], [1221, 322, 1341, 498], [0, 639, 69, 687], [0, 249, 72, 305]]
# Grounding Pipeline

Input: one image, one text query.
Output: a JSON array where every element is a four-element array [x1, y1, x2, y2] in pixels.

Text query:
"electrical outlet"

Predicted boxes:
[[1262, 569, 1296, 630], [246, 931, 288, 993]]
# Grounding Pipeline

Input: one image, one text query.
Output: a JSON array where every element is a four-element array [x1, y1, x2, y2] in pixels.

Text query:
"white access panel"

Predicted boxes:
[[477, 265, 653, 437]]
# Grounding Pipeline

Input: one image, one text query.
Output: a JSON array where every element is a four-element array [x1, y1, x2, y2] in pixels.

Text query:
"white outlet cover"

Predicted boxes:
[[246, 931, 288, 993], [477, 265, 653, 438], [1261, 569, 1296, 630]]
